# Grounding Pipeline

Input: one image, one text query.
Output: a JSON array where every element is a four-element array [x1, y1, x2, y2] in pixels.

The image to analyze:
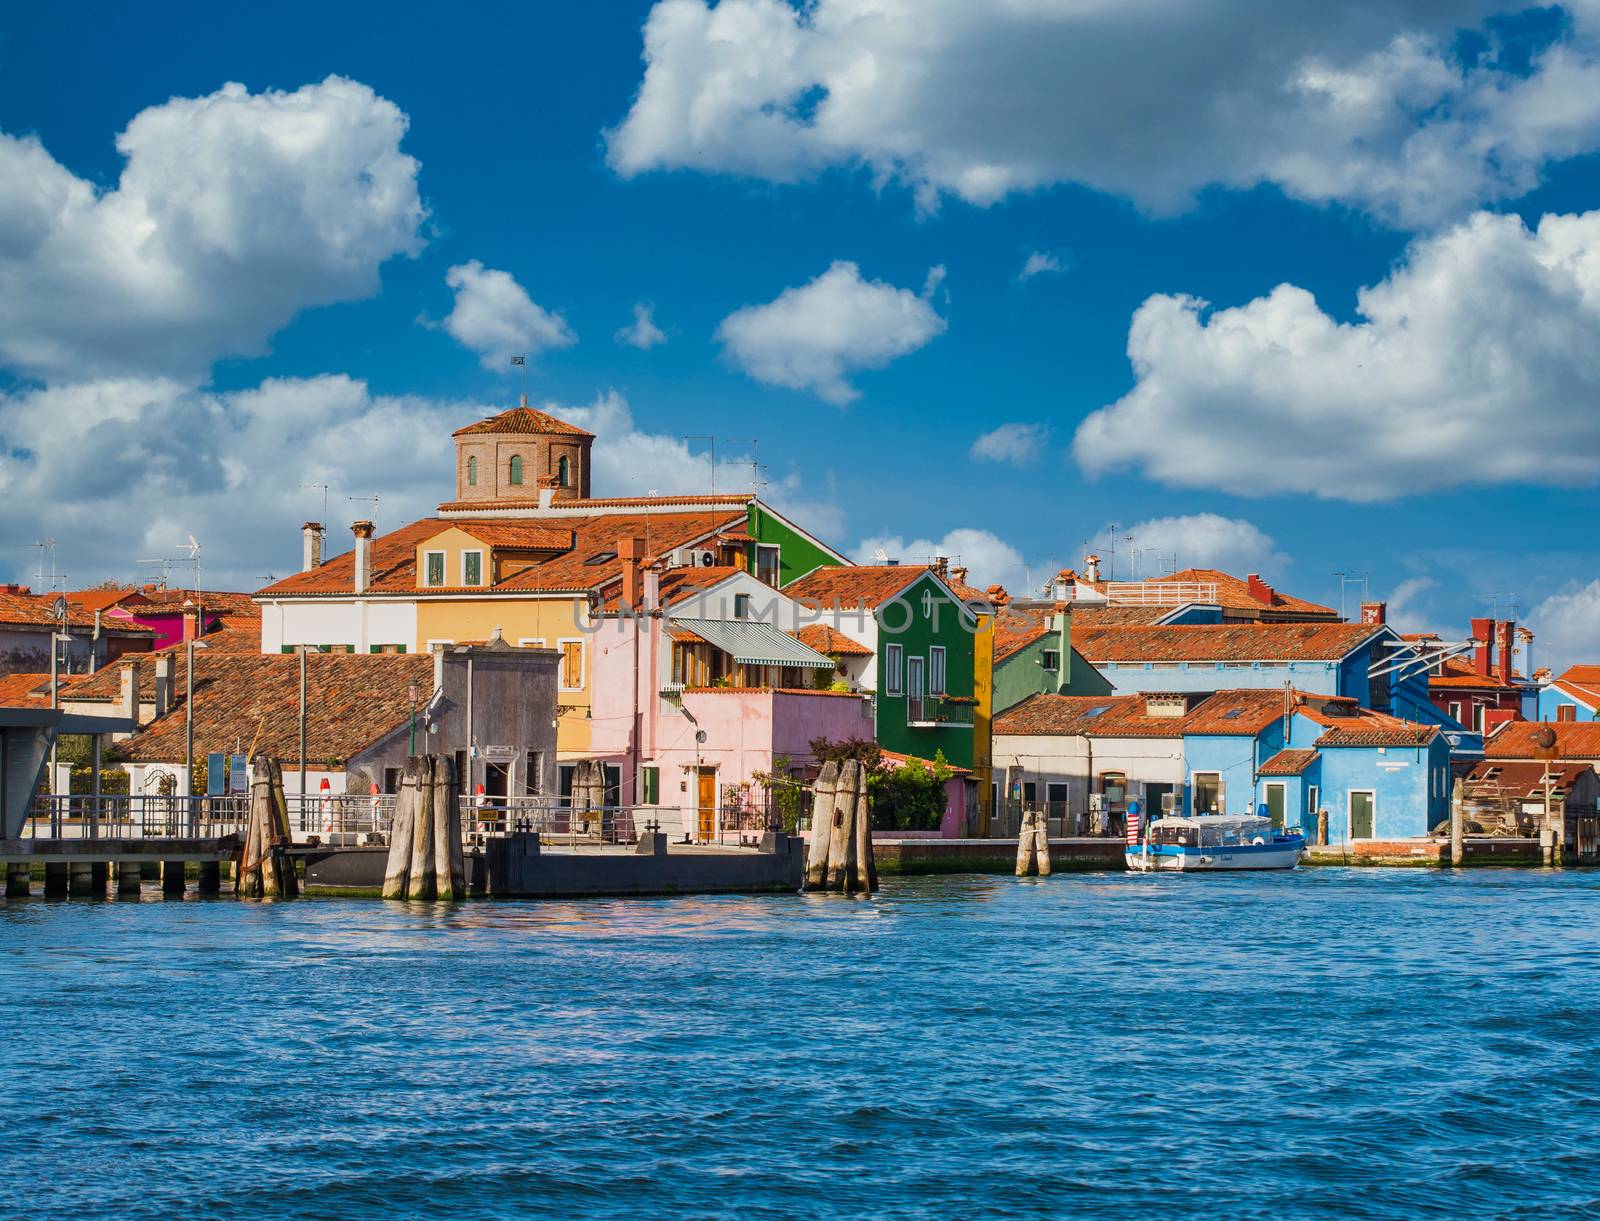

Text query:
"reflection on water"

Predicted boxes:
[[5, 869, 1600, 1219]]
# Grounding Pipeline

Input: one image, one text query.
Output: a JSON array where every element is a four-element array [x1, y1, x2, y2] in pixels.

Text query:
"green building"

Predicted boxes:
[[746, 502, 847, 588], [992, 604, 1111, 714], [784, 565, 978, 768]]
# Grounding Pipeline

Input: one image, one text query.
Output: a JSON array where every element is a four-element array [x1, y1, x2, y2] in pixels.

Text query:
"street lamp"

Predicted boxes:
[[408, 681, 421, 757]]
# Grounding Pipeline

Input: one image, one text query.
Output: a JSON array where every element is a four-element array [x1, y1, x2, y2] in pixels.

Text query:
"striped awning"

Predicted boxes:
[[669, 617, 835, 668]]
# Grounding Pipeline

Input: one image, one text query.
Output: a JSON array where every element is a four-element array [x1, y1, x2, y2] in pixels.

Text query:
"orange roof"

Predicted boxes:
[[879, 748, 972, 777], [1486, 722, 1600, 760], [66, 588, 141, 613], [0, 672, 61, 707], [116, 652, 435, 764], [993, 606, 1054, 661], [1258, 748, 1319, 776], [1070, 604, 1175, 627], [1296, 700, 1438, 747], [1549, 666, 1600, 707], [449, 522, 574, 550], [451, 405, 593, 438], [1078, 568, 1337, 618], [255, 510, 743, 599], [1074, 622, 1381, 664], [994, 692, 1192, 739], [785, 565, 937, 609], [1429, 656, 1524, 691], [1181, 689, 1291, 735], [437, 493, 756, 513], [0, 587, 152, 633], [793, 625, 871, 657]]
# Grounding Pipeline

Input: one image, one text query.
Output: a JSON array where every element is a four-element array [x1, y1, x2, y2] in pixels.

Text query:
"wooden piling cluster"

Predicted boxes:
[[382, 755, 465, 901], [236, 756, 299, 898], [803, 760, 878, 895], [1015, 809, 1051, 877]]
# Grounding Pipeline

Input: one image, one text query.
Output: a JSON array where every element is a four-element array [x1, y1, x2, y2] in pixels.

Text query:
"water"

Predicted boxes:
[[3, 869, 1599, 1219]]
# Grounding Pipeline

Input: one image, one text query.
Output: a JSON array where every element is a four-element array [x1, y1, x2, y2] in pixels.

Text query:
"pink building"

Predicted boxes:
[[589, 567, 876, 840]]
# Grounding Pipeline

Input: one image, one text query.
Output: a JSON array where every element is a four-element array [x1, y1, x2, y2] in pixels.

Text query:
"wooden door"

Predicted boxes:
[[1265, 783, 1286, 829], [906, 656, 925, 722], [1350, 791, 1375, 839], [696, 768, 717, 841]]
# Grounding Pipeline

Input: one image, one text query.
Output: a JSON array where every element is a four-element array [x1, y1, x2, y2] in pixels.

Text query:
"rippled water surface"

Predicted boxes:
[[5, 869, 1600, 1218]]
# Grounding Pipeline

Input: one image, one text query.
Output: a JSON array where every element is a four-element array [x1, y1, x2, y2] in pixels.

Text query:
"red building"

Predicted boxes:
[[1419, 618, 1534, 734]]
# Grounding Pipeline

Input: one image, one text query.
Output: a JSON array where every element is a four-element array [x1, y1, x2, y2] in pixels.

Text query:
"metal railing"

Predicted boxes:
[[906, 695, 976, 727], [1103, 581, 1218, 606], [989, 800, 1125, 839]]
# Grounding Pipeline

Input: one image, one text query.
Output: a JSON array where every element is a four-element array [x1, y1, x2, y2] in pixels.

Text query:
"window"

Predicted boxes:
[[425, 551, 445, 587], [1046, 781, 1070, 810], [557, 455, 571, 487], [756, 544, 781, 587], [1473, 704, 1486, 734], [462, 550, 483, 586], [642, 765, 660, 805], [1041, 649, 1060, 672], [929, 645, 947, 696], [467, 455, 478, 487], [883, 643, 904, 695], [734, 593, 751, 619], [368, 644, 407, 654], [1559, 704, 1577, 723], [1448, 701, 1463, 724], [509, 454, 524, 485], [1308, 785, 1320, 815], [1101, 772, 1127, 811], [524, 750, 543, 796], [518, 637, 547, 649], [426, 639, 454, 652], [1193, 772, 1222, 815], [559, 639, 585, 690]]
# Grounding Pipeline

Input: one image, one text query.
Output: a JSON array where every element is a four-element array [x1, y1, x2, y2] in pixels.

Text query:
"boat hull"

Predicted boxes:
[[1126, 838, 1305, 872]]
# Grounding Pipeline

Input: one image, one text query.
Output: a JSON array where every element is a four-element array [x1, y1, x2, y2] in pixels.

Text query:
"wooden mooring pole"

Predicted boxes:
[[1015, 809, 1050, 877], [802, 758, 876, 895], [236, 756, 299, 898], [382, 754, 464, 901], [1450, 777, 1465, 868]]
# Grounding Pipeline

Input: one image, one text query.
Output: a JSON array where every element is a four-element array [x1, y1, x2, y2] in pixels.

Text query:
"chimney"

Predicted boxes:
[[1084, 554, 1102, 582], [1246, 573, 1276, 605], [153, 653, 173, 719], [520, 392, 529, 408], [538, 486, 556, 509], [1360, 601, 1387, 626], [302, 521, 324, 572], [119, 659, 142, 723], [0, 582, 27, 595], [987, 584, 1011, 608], [931, 555, 949, 578], [352, 520, 375, 594], [1520, 627, 1536, 680], [643, 561, 662, 611], [950, 565, 968, 587], [181, 600, 200, 642], [1470, 617, 1494, 677], [618, 537, 646, 610], [1497, 620, 1516, 684]]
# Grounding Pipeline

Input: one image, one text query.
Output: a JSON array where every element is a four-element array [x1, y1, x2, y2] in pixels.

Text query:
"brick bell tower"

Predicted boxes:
[[450, 396, 594, 505]]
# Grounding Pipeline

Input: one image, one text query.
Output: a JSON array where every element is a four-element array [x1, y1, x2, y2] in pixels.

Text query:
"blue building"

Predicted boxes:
[[1181, 691, 1450, 839], [1074, 621, 1480, 764], [1537, 666, 1600, 722]]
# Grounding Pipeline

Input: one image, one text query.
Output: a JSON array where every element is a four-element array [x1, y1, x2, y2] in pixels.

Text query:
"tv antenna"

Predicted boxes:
[[136, 557, 174, 589], [1332, 571, 1369, 621], [33, 538, 58, 592], [347, 494, 381, 527], [1476, 592, 1520, 621], [179, 535, 202, 596], [300, 482, 331, 523]]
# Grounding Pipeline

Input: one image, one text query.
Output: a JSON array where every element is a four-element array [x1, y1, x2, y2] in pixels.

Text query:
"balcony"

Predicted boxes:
[[906, 694, 975, 728]]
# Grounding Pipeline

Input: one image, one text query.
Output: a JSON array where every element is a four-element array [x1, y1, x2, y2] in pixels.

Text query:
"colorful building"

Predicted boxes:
[[1536, 665, 1600, 723], [990, 601, 1112, 714]]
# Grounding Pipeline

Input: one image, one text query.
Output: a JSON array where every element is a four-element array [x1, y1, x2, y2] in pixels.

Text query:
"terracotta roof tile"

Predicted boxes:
[[785, 565, 936, 609], [1258, 748, 1319, 776], [1069, 604, 1175, 627], [1429, 656, 1525, 691], [1486, 722, 1600, 760], [993, 606, 1054, 661], [116, 652, 434, 764], [1181, 689, 1290, 735], [0, 672, 60, 708], [452, 405, 593, 437], [451, 522, 575, 550], [0, 588, 153, 633], [1077, 568, 1337, 618], [1298, 701, 1438, 747], [993, 692, 1189, 738], [255, 511, 743, 598], [436, 494, 756, 512], [1074, 622, 1381, 664], [1466, 760, 1594, 799], [793, 625, 871, 657]]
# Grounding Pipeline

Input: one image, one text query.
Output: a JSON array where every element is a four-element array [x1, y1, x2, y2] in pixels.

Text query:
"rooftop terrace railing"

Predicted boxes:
[[1102, 581, 1218, 606]]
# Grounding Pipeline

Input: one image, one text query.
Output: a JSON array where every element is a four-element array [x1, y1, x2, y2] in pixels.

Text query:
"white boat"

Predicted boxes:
[[1125, 813, 1305, 872]]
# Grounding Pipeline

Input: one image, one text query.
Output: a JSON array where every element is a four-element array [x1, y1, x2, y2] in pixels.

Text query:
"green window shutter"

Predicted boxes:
[[369, 644, 381, 654], [464, 551, 482, 585], [396, 645, 406, 654], [643, 766, 659, 805], [280, 645, 294, 654], [345, 645, 355, 654]]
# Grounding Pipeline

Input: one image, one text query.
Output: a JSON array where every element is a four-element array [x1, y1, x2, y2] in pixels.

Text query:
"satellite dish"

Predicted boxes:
[[51, 596, 66, 622], [873, 548, 890, 563]]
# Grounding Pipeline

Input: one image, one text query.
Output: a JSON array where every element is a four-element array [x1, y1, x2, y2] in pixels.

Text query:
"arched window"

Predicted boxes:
[[557, 455, 571, 487], [509, 454, 524, 485], [467, 456, 478, 487]]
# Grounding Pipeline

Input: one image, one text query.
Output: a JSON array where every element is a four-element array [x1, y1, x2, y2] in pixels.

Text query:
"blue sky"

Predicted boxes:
[[3, 1, 1600, 668]]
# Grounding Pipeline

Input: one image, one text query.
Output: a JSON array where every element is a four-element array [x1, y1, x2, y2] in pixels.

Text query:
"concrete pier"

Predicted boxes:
[[68, 862, 97, 897], [162, 861, 186, 896], [115, 861, 142, 897], [197, 862, 221, 894], [5, 863, 28, 898], [43, 863, 67, 896], [872, 836, 1125, 875]]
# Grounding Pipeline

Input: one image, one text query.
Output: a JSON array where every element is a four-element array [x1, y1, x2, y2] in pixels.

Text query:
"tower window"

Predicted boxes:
[[509, 455, 524, 485], [558, 455, 571, 487], [467, 456, 478, 487]]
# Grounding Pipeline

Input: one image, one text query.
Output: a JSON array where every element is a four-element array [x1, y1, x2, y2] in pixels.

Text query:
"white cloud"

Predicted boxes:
[[1019, 251, 1064, 280], [970, 422, 1049, 466], [0, 380, 845, 588], [1384, 576, 1443, 636], [441, 261, 576, 370], [715, 260, 946, 404], [1118, 514, 1285, 578], [853, 528, 1025, 593], [607, 0, 1600, 227], [1074, 208, 1600, 501], [615, 301, 668, 349], [1529, 579, 1600, 673], [0, 77, 424, 381]]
